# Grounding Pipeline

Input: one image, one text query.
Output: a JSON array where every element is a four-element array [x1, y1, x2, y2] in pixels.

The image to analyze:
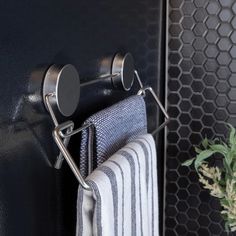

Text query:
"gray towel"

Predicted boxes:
[[76, 134, 159, 236], [80, 95, 147, 177]]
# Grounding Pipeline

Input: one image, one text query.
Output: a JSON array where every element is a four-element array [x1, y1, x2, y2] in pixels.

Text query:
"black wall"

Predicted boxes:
[[0, 1, 164, 236], [166, 0, 236, 235]]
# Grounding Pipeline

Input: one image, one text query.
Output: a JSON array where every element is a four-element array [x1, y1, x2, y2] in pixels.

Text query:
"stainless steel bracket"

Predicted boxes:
[[42, 52, 170, 189]]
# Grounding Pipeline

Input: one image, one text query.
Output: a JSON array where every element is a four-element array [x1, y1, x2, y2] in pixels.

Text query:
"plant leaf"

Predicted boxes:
[[226, 151, 233, 166], [219, 179, 226, 186], [202, 138, 209, 149], [223, 159, 232, 176], [233, 161, 236, 172], [225, 222, 230, 232], [194, 149, 216, 171], [228, 123, 236, 147], [209, 138, 218, 145], [231, 149, 236, 160], [210, 144, 227, 155], [182, 158, 195, 167], [195, 147, 202, 154]]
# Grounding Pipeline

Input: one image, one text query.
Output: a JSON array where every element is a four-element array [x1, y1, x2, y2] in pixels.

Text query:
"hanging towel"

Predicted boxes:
[[76, 134, 159, 236], [80, 95, 147, 177]]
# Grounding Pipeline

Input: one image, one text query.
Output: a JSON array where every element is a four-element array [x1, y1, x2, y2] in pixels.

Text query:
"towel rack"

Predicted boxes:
[[43, 52, 169, 189]]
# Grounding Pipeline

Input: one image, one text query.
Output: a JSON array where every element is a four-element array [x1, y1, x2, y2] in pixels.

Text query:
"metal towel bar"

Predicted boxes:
[[43, 52, 169, 189]]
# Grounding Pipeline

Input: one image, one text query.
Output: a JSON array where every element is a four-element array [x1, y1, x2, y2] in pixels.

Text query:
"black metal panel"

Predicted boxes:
[[0, 0, 164, 235], [166, 0, 236, 235]]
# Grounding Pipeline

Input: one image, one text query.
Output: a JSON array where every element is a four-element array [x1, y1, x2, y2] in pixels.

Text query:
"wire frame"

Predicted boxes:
[[44, 64, 169, 189]]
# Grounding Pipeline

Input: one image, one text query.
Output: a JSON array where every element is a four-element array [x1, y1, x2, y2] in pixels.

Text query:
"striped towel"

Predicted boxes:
[[79, 95, 147, 177], [76, 134, 159, 236]]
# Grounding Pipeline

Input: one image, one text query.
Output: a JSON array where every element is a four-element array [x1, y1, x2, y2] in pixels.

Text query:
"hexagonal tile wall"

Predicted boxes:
[[166, 0, 236, 235]]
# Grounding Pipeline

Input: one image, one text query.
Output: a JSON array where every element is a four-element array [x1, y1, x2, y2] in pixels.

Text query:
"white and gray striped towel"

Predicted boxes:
[[76, 134, 159, 236], [79, 95, 147, 177]]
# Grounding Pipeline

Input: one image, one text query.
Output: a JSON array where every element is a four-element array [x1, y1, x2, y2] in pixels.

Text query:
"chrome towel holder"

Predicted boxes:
[[43, 52, 169, 189]]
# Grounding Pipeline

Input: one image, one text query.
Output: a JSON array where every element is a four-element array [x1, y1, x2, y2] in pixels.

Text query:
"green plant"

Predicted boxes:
[[182, 124, 236, 232]]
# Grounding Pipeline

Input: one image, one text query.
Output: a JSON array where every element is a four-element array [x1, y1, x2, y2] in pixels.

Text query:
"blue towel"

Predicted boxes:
[[79, 95, 147, 177]]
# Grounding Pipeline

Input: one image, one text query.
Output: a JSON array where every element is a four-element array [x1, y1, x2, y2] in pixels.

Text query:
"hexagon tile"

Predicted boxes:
[[166, 0, 236, 235]]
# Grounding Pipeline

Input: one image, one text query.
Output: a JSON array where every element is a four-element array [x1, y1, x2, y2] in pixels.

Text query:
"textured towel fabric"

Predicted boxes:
[[80, 95, 147, 177], [76, 134, 159, 236]]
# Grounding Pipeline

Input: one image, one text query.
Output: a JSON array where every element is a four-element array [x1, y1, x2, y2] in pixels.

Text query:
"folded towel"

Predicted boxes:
[[76, 134, 159, 236], [80, 95, 147, 177]]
